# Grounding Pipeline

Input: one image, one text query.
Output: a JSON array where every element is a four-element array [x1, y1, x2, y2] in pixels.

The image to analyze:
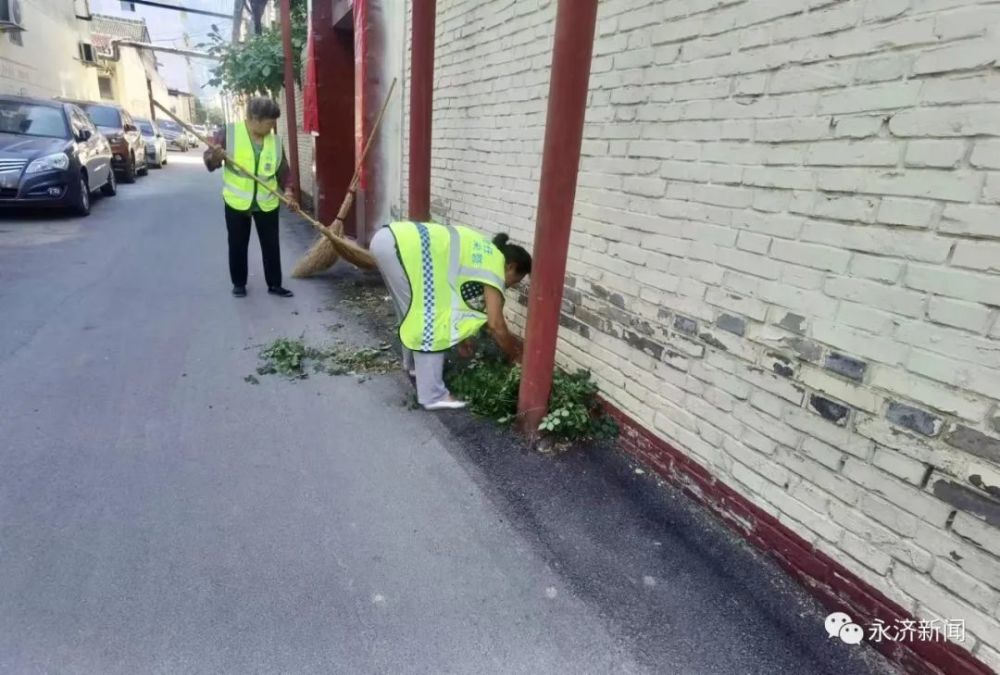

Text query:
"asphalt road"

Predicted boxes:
[[0, 156, 896, 674]]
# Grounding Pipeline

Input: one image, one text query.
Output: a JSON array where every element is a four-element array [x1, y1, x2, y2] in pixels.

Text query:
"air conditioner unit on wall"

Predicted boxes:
[[0, 0, 24, 31], [79, 42, 98, 65]]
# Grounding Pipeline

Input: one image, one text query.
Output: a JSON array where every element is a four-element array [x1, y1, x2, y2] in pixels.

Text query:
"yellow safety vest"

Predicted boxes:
[[222, 122, 280, 212], [389, 221, 506, 352]]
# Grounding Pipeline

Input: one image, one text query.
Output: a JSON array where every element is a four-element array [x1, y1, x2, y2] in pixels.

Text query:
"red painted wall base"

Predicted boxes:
[[603, 402, 992, 675]]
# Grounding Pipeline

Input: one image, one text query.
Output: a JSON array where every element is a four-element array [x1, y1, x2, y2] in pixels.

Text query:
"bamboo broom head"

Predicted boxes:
[[292, 236, 341, 277]]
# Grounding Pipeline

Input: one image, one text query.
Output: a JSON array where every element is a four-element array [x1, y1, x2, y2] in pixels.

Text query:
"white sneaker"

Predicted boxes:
[[424, 399, 467, 411]]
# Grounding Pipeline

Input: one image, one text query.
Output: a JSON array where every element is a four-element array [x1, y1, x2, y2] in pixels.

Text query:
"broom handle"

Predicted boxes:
[[152, 99, 337, 241], [331, 77, 398, 229]]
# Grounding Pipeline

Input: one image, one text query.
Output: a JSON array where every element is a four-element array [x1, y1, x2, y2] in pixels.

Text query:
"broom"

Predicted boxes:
[[151, 99, 377, 270], [292, 77, 398, 277]]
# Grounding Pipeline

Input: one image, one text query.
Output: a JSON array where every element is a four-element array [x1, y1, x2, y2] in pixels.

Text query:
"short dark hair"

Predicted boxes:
[[247, 97, 281, 120], [493, 233, 532, 275]]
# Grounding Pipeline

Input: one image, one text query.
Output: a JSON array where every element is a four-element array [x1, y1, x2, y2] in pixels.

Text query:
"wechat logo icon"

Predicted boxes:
[[826, 612, 864, 645]]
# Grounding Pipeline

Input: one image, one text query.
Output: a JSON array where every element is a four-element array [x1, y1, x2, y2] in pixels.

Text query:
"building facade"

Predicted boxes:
[[0, 0, 99, 100], [391, 0, 1000, 671]]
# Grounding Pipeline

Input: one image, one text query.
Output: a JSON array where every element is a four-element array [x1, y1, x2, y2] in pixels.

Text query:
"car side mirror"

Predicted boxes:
[[124, 124, 137, 132], [77, 129, 92, 142]]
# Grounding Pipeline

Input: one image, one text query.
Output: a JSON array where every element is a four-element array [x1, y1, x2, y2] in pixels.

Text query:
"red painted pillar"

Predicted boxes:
[[408, 0, 435, 221], [279, 0, 301, 200], [517, 0, 599, 435]]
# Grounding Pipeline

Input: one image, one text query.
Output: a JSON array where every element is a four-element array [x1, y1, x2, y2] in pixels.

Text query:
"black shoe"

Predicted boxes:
[[232, 285, 247, 297], [268, 286, 293, 298]]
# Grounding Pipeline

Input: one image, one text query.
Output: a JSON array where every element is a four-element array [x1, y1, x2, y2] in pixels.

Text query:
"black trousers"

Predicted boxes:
[[224, 204, 282, 288]]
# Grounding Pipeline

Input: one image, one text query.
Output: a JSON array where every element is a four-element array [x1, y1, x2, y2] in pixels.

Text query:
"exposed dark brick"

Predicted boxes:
[[932, 480, 1000, 528], [609, 292, 626, 309], [559, 313, 590, 339], [716, 313, 746, 336], [810, 395, 850, 425], [774, 362, 794, 378], [560, 298, 575, 315], [778, 312, 807, 334], [633, 319, 655, 336], [699, 332, 728, 351], [969, 474, 1000, 501], [591, 284, 609, 301], [787, 338, 822, 362], [575, 307, 610, 333], [945, 426, 1000, 464], [825, 352, 867, 382], [563, 287, 582, 305], [565, 275, 577, 289], [766, 352, 795, 378], [600, 305, 632, 326], [657, 307, 672, 321], [624, 331, 664, 360], [887, 401, 942, 437], [674, 315, 698, 335], [517, 291, 528, 307]]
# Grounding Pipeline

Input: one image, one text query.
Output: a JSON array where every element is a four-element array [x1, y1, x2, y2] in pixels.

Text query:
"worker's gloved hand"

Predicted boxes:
[[208, 146, 225, 164], [457, 339, 476, 359], [284, 188, 300, 212]]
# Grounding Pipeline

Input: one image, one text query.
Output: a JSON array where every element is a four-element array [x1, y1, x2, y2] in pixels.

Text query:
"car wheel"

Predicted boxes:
[[122, 154, 137, 183], [137, 154, 149, 177], [100, 167, 117, 196], [73, 174, 91, 216]]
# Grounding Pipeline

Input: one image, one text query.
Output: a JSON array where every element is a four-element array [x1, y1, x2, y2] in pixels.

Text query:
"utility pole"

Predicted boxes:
[[279, 0, 301, 200], [231, 0, 243, 43]]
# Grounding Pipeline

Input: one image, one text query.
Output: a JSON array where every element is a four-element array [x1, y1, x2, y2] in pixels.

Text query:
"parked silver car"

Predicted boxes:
[[135, 117, 168, 168]]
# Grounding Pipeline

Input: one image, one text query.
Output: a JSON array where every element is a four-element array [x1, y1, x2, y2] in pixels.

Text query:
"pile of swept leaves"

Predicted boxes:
[[445, 343, 618, 442], [255, 337, 397, 380]]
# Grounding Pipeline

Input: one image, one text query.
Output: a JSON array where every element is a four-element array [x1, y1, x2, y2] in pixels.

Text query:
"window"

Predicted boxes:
[[83, 104, 121, 129], [69, 108, 89, 139], [120, 1, 136, 10], [0, 102, 69, 139], [98, 76, 114, 101]]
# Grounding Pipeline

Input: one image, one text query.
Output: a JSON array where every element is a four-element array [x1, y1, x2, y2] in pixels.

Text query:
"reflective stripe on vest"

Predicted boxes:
[[222, 122, 280, 212], [388, 221, 506, 352]]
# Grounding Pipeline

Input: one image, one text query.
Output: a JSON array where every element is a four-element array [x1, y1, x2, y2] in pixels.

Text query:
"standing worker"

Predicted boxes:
[[204, 97, 296, 298], [370, 221, 532, 411]]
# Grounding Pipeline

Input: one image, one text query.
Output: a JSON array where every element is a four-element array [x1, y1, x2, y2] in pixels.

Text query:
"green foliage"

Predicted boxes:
[[445, 345, 618, 442], [258, 338, 309, 378], [200, 0, 307, 100], [446, 352, 522, 423], [539, 369, 619, 441], [255, 338, 396, 380]]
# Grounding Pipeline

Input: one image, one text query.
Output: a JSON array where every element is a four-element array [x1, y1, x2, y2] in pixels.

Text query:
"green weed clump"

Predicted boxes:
[[445, 345, 617, 442]]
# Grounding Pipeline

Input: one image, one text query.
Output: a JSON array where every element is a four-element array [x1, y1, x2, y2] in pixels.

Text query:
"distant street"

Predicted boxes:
[[0, 156, 893, 674]]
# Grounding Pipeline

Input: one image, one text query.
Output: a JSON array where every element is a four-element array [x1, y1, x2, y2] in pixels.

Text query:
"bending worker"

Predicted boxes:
[[370, 222, 532, 411], [204, 97, 295, 298]]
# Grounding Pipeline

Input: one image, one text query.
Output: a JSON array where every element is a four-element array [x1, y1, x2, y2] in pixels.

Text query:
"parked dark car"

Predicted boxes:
[[0, 95, 116, 216], [62, 100, 148, 182], [156, 119, 189, 152]]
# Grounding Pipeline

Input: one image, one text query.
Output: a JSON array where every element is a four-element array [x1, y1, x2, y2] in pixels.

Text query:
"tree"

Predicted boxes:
[[193, 97, 208, 124], [249, 0, 269, 35], [205, 106, 225, 125], [199, 0, 306, 100]]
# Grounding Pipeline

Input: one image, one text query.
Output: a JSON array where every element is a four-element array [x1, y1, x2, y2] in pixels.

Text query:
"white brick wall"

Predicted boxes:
[[395, 0, 1000, 663]]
